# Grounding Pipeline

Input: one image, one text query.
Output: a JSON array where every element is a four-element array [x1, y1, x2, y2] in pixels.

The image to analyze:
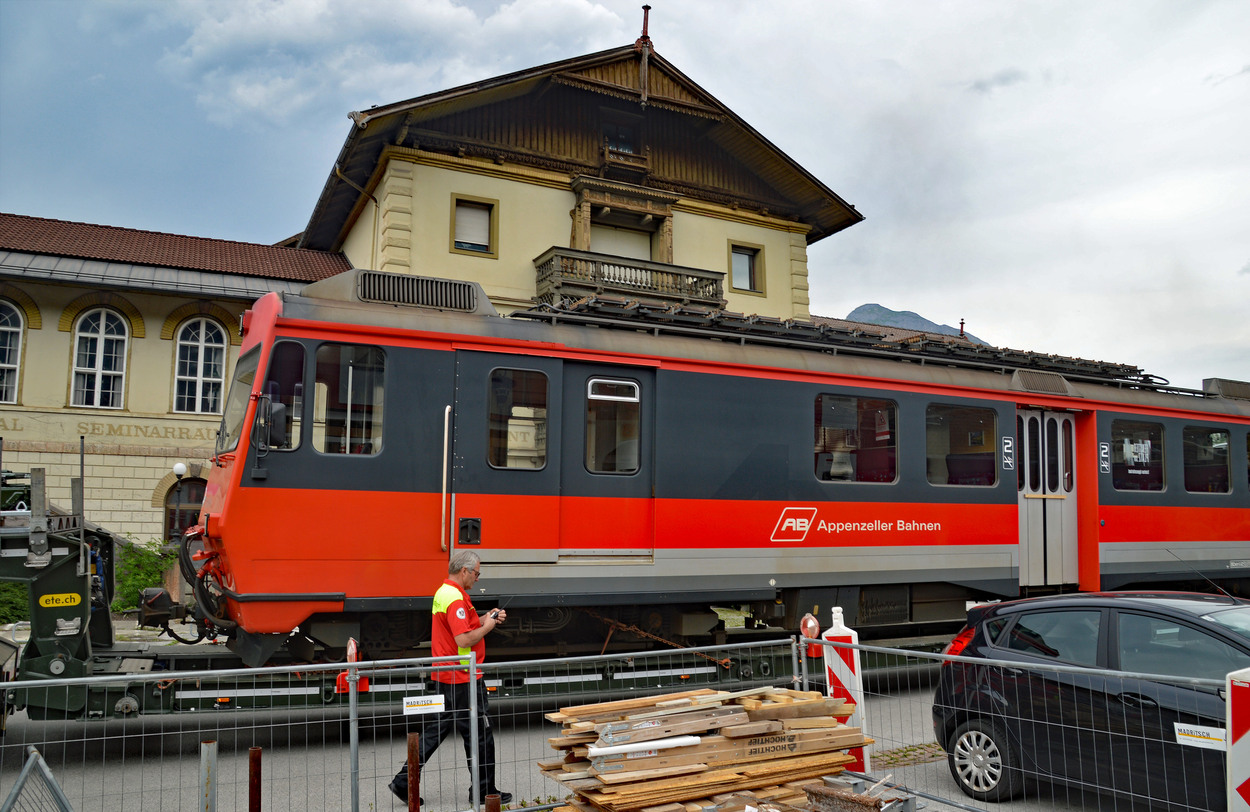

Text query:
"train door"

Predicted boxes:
[[1017, 410, 1079, 587], [449, 351, 563, 563], [559, 363, 655, 557]]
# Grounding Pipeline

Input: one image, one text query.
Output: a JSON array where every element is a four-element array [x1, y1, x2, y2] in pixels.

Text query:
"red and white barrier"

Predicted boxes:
[[821, 607, 869, 772], [1229, 666, 1250, 811]]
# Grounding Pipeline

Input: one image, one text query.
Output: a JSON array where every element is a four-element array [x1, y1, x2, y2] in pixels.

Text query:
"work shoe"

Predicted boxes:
[[388, 779, 423, 805]]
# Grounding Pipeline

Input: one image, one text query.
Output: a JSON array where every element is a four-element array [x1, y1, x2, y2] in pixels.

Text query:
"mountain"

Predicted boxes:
[[845, 303, 990, 346]]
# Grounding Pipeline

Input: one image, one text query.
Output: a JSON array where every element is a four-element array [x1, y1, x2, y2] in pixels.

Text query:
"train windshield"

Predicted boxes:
[[216, 346, 261, 455]]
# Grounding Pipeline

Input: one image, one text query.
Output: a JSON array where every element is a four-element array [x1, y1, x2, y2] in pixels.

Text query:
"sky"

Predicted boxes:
[[1, 0, 1248, 390]]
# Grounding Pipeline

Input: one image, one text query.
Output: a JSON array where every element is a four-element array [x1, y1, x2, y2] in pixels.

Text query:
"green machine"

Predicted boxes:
[[1, 464, 117, 717]]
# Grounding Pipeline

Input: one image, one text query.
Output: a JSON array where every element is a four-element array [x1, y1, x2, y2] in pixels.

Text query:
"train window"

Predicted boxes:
[[1016, 416, 1025, 491], [487, 368, 547, 469], [1183, 426, 1230, 493], [1046, 418, 1060, 492], [926, 404, 998, 486], [1110, 420, 1165, 491], [263, 342, 304, 451], [218, 346, 260, 454], [814, 395, 897, 483], [586, 378, 640, 474], [1063, 419, 1074, 492], [312, 344, 384, 455], [1027, 415, 1041, 491]]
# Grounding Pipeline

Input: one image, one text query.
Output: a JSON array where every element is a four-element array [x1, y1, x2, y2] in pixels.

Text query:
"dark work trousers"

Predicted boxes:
[[392, 679, 498, 797]]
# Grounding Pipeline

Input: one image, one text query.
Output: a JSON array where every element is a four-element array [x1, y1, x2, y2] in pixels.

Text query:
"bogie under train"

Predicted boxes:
[[177, 270, 1249, 665]]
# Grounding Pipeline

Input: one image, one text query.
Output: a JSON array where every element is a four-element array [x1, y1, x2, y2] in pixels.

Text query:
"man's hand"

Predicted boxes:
[[489, 608, 506, 624]]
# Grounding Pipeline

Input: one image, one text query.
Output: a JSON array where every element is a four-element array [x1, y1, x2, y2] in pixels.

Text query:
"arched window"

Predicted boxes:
[[165, 477, 206, 542], [0, 300, 22, 404], [72, 307, 128, 408], [175, 317, 227, 414]]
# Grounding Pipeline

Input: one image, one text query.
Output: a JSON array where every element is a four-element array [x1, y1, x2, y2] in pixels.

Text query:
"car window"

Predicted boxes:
[[1001, 610, 1101, 665], [984, 616, 1009, 645], [1204, 606, 1250, 640], [1118, 612, 1250, 679]]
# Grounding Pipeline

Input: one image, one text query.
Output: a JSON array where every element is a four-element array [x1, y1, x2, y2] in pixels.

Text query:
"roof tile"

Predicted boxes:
[[0, 212, 351, 282]]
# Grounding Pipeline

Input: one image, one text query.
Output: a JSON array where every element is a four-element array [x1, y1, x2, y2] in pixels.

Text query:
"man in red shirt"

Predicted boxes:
[[390, 551, 512, 805]]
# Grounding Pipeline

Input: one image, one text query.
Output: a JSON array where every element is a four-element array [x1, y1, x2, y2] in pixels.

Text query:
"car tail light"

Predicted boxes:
[[943, 626, 976, 657]]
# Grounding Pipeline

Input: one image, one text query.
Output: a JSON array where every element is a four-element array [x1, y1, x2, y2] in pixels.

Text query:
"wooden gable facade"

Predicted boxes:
[[301, 39, 861, 320]]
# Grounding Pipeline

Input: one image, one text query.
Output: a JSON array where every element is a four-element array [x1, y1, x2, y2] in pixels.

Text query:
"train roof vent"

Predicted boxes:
[[1011, 369, 1079, 396], [300, 269, 496, 315], [358, 271, 480, 311], [1204, 378, 1250, 400]]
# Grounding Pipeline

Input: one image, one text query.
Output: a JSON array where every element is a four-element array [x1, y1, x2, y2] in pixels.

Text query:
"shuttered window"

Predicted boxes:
[[451, 197, 497, 257], [729, 241, 765, 293]]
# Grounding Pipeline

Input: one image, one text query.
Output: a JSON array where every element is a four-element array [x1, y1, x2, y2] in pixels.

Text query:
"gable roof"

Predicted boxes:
[[0, 213, 350, 282], [300, 43, 863, 252]]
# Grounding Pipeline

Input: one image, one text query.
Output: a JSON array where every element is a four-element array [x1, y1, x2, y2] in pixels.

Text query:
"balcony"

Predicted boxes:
[[533, 247, 726, 309], [601, 144, 650, 183]]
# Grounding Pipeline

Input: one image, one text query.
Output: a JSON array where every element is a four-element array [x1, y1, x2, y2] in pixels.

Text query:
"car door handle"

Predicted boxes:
[[1118, 693, 1159, 709]]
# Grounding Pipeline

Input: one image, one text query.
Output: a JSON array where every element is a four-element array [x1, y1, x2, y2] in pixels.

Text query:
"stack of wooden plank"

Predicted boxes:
[[540, 688, 872, 812]]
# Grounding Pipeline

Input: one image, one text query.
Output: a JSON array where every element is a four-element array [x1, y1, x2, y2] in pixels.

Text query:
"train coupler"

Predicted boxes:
[[136, 587, 188, 629]]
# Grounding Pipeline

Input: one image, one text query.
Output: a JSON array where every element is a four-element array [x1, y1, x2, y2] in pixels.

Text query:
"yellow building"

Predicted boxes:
[[0, 214, 350, 541], [0, 35, 860, 541], [296, 37, 862, 318]]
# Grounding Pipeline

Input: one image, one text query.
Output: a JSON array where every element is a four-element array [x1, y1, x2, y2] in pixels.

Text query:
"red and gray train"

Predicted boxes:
[[183, 269, 1250, 665]]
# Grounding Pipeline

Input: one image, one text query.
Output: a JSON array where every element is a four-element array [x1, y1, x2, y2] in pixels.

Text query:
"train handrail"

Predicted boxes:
[[441, 404, 451, 552]]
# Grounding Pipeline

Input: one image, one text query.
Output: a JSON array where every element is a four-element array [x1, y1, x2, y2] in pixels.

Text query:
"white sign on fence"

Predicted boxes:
[[1175, 722, 1226, 751], [1228, 667, 1250, 811], [403, 694, 446, 715]]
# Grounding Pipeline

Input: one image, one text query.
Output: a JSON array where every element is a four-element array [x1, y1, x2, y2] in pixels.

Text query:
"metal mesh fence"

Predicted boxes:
[[800, 639, 1231, 812], [0, 636, 1234, 811], [0, 640, 798, 811]]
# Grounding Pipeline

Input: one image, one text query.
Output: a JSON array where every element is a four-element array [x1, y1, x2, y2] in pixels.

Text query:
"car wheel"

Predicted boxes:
[[947, 719, 1024, 801]]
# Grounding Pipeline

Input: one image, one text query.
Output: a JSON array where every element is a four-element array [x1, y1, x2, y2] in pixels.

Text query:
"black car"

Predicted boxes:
[[932, 592, 1250, 810]]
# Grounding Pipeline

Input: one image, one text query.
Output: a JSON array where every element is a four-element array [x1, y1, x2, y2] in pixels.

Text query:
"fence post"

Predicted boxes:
[[248, 747, 261, 812], [407, 732, 422, 810], [469, 651, 480, 811], [348, 656, 360, 812], [798, 613, 821, 690], [200, 740, 218, 812]]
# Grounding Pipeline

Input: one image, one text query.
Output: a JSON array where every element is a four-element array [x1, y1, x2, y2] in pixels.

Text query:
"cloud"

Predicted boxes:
[[966, 67, 1029, 94], [1205, 65, 1250, 86], [154, 0, 629, 127], [1239, 260, 1250, 276]]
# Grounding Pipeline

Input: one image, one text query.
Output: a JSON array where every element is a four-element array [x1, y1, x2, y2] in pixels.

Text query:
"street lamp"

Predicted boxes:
[[172, 462, 187, 542]]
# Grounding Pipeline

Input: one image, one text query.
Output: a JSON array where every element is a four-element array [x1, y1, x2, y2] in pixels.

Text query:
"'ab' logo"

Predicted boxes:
[[771, 507, 818, 542]]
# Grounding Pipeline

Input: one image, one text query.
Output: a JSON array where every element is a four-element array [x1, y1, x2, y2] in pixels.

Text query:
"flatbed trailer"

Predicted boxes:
[[6, 635, 798, 723]]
